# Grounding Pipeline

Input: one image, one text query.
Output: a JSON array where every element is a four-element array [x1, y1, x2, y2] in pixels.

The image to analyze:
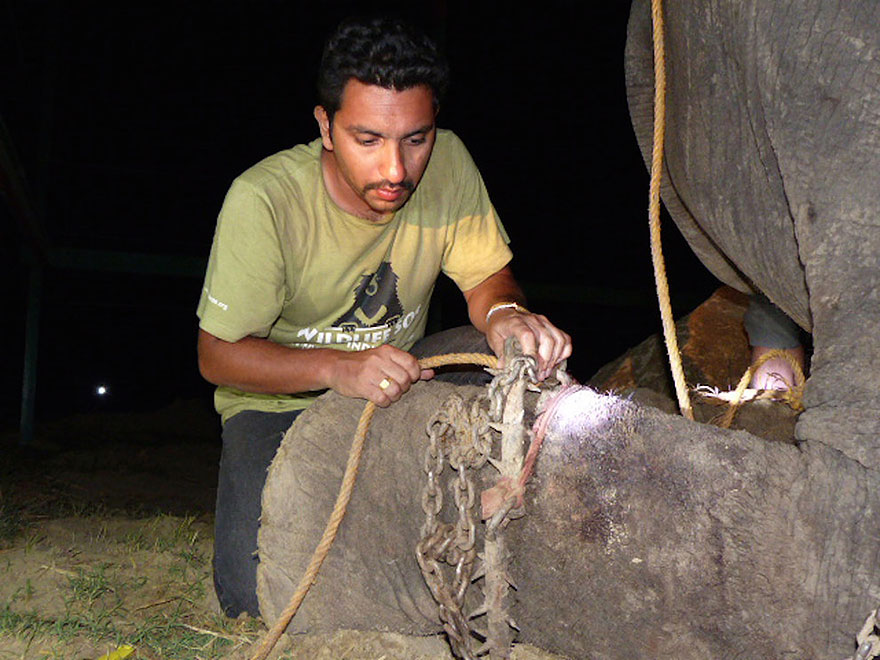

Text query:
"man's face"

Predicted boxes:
[[315, 79, 437, 221]]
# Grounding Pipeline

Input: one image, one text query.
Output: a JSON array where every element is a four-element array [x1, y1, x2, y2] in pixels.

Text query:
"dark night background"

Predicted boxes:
[[1, 1, 717, 436]]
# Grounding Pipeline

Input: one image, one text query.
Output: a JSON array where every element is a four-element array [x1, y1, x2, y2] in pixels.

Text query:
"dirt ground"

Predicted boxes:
[[0, 398, 567, 660]]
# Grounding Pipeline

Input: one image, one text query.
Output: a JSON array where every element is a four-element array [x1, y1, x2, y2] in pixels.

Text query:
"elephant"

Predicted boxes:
[[257, 379, 880, 659], [253, 3, 880, 658], [624, 0, 880, 469]]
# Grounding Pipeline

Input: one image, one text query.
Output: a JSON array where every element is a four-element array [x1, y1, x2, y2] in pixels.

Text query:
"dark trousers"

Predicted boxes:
[[213, 408, 303, 617], [213, 325, 492, 617]]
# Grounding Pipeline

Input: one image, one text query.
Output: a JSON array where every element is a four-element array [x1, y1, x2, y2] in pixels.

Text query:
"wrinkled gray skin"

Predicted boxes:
[[257, 6, 880, 656], [625, 0, 880, 469], [258, 382, 880, 659]]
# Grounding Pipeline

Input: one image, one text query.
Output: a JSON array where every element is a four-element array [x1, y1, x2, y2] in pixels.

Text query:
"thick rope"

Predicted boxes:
[[649, 0, 694, 420], [249, 351, 499, 660], [717, 349, 806, 429]]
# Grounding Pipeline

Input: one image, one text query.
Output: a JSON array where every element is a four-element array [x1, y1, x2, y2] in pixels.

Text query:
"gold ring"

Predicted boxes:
[[379, 378, 391, 390]]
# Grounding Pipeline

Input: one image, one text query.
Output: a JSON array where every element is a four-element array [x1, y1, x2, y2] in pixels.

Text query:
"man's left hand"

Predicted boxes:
[[486, 307, 572, 381]]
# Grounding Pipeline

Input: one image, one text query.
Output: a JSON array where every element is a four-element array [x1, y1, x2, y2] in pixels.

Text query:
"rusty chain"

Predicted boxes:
[[417, 393, 493, 659], [417, 341, 542, 659], [487, 353, 537, 422]]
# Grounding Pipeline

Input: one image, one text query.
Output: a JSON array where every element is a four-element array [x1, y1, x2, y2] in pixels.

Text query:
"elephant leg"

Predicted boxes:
[[507, 389, 880, 659], [624, 0, 754, 297], [258, 382, 880, 660], [794, 203, 880, 469]]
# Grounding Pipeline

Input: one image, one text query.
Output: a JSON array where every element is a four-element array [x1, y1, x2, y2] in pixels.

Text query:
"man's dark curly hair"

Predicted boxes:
[[317, 16, 450, 119]]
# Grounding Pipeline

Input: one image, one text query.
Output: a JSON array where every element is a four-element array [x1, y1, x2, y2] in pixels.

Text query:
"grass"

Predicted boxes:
[[0, 512, 266, 659], [0, 497, 27, 549], [0, 437, 276, 659], [121, 515, 204, 554], [0, 608, 264, 659]]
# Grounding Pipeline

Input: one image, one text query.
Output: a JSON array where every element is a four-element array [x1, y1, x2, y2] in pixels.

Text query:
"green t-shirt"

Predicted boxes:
[[197, 129, 512, 422]]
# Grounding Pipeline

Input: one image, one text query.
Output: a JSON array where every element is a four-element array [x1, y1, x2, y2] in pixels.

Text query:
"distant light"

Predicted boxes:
[[95, 384, 109, 397]]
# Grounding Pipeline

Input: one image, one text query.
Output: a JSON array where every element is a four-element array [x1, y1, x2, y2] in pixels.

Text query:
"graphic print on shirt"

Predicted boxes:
[[334, 261, 404, 331], [294, 260, 422, 351]]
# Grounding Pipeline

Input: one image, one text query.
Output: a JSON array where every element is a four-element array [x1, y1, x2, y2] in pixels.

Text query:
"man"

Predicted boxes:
[[196, 16, 572, 617]]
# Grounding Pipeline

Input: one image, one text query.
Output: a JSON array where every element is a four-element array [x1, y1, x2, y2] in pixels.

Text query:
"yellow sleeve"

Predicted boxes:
[[439, 134, 513, 291], [196, 179, 287, 342]]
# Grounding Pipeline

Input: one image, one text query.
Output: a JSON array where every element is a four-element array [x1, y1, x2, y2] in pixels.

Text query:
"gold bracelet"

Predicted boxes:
[[485, 301, 530, 325]]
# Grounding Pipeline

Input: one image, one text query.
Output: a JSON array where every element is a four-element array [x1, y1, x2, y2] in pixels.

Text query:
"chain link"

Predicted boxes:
[[416, 342, 542, 659], [487, 353, 537, 422], [417, 393, 493, 659]]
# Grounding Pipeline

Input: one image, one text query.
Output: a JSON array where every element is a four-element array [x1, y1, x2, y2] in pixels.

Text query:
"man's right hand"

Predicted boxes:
[[327, 344, 433, 407], [198, 329, 432, 408]]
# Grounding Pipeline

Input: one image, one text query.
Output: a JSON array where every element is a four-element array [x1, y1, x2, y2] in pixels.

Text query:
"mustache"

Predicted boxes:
[[364, 179, 415, 192]]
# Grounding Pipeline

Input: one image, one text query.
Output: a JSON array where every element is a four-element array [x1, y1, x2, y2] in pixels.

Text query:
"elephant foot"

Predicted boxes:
[[748, 345, 805, 391], [796, 297, 880, 470]]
